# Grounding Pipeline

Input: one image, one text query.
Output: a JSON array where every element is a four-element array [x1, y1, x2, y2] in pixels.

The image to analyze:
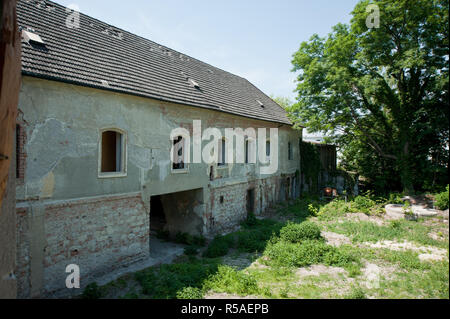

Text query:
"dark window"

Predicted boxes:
[[218, 138, 226, 166], [266, 140, 271, 157], [173, 136, 186, 170], [245, 139, 249, 164], [101, 130, 123, 173]]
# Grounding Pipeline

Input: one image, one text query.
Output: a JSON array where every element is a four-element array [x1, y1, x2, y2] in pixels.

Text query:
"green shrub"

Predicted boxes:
[[279, 222, 322, 243], [81, 282, 102, 299], [353, 195, 376, 212], [435, 185, 449, 210], [203, 265, 259, 296], [176, 287, 204, 299], [388, 193, 405, 205], [193, 235, 207, 247], [317, 199, 352, 219], [390, 220, 402, 229], [263, 239, 357, 268], [345, 287, 366, 299], [308, 203, 319, 216], [175, 232, 195, 245], [242, 212, 258, 227], [184, 246, 198, 256], [134, 259, 219, 298], [203, 235, 234, 258]]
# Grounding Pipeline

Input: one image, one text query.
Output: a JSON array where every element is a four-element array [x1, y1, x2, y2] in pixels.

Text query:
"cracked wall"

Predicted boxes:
[[15, 76, 302, 297]]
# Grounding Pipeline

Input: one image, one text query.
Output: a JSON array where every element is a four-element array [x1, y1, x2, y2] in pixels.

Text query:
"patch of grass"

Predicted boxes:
[[279, 195, 324, 221], [174, 232, 207, 246], [134, 257, 220, 299], [317, 199, 352, 220], [242, 212, 258, 227], [81, 282, 102, 299], [326, 219, 448, 248], [184, 246, 199, 256], [377, 249, 432, 271], [434, 185, 449, 210], [279, 221, 322, 243], [345, 286, 367, 299], [203, 234, 235, 258], [176, 287, 204, 299], [204, 218, 283, 257], [263, 239, 360, 269], [374, 260, 449, 299], [203, 265, 260, 296]]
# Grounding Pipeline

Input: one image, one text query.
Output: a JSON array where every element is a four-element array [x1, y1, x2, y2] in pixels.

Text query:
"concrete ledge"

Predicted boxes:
[[385, 204, 439, 220], [16, 192, 142, 210]]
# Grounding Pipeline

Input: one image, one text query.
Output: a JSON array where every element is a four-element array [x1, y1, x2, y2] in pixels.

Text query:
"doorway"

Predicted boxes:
[[247, 189, 255, 214], [150, 195, 166, 234]]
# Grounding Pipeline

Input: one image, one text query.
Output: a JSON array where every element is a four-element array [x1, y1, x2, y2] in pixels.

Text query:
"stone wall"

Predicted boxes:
[[16, 193, 149, 298]]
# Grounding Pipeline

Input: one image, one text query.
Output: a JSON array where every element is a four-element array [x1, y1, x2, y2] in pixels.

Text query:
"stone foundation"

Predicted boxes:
[[16, 192, 149, 298]]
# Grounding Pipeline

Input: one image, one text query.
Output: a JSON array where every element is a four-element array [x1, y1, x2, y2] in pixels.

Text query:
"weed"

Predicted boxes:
[[435, 185, 449, 210], [242, 212, 258, 227], [203, 265, 260, 296], [184, 246, 199, 256], [264, 239, 359, 269], [279, 221, 322, 243], [176, 287, 204, 299], [203, 235, 235, 258], [134, 258, 219, 298], [345, 287, 366, 299], [81, 282, 102, 299]]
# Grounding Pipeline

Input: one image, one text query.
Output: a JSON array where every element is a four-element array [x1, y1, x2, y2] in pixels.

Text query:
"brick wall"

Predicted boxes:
[[210, 175, 296, 234], [16, 193, 149, 297], [210, 182, 249, 234]]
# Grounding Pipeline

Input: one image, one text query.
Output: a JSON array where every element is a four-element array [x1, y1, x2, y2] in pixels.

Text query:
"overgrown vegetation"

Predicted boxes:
[[288, 0, 449, 193], [95, 190, 448, 300], [434, 185, 449, 210], [203, 217, 284, 258]]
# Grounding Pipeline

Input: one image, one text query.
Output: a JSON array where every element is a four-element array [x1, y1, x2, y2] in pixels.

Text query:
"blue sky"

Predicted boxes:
[[53, 0, 360, 101]]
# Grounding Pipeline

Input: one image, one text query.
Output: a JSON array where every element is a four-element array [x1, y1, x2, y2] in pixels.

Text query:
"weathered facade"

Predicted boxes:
[[15, 0, 302, 297]]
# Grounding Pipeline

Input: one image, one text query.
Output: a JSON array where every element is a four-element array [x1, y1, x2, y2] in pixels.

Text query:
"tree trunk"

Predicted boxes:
[[399, 140, 415, 194]]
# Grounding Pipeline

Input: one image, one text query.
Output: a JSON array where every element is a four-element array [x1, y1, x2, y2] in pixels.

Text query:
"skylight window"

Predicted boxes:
[[22, 29, 44, 45]]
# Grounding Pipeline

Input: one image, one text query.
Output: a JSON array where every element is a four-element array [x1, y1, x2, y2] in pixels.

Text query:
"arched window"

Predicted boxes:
[[99, 129, 126, 176], [172, 135, 186, 170]]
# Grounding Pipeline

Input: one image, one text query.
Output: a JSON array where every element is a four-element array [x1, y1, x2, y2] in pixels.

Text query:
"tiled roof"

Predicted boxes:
[[17, 0, 292, 125]]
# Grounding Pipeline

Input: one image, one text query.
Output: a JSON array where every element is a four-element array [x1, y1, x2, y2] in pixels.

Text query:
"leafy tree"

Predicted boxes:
[[289, 0, 449, 193], [270, 95, 294, 109]]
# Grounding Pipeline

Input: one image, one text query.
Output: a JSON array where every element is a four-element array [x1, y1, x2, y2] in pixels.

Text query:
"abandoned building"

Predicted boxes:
[[14, 0, 302, 297]]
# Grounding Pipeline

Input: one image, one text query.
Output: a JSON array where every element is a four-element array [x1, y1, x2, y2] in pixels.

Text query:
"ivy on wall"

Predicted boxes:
[[299, 142, 321, 193]]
